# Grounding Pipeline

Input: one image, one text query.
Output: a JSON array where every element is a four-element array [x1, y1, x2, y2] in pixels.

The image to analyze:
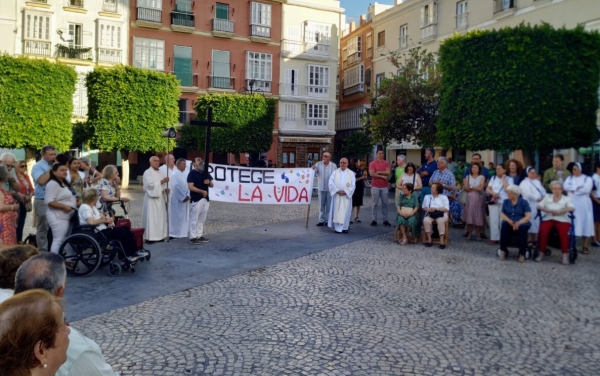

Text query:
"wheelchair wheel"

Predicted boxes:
[[59, 234, 102, 277], [107, 262, 122, 277]]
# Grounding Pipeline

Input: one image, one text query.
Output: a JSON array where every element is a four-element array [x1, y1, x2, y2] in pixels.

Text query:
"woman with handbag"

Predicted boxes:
[[463, 163, 486, 240], [486, 164, 513, 245], [396, 183, 419, 245], [423, 182, 450, 249], [15, 161, 33, 243]]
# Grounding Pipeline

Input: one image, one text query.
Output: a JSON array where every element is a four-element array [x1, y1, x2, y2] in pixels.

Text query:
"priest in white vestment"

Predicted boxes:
[[159, 154, 175, 218], [142, 156, 170, 242], [170, 158, 190, 238], [328, 158, 356, 233]]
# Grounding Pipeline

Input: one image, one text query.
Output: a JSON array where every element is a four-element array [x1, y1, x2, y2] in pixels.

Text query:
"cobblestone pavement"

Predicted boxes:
[[73, 231, 600, 376]]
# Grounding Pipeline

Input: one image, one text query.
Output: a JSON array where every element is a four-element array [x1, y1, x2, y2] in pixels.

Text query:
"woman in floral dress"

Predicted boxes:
[[0, 166, 19, 246]]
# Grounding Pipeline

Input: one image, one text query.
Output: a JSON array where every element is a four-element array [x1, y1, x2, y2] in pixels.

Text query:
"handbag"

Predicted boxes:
[[486, 176, 502, 205], [400, 207, 413, 216], [457, 176, 468, 205], [427, 198, 445, 219], [24, 201, 33, 212]]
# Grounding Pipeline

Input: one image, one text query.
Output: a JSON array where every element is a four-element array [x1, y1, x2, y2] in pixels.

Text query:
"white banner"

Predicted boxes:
[[208, 164, 315, 204]]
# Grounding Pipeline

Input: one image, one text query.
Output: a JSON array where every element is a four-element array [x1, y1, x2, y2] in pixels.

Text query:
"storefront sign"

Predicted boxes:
[[208, 164, 314, 204], [279, 137, 331, 144]]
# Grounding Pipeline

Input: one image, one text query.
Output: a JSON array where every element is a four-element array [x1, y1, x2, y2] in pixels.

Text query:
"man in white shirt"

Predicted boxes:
[[312, 152, 337, 226], [14, 253, 119, 376]]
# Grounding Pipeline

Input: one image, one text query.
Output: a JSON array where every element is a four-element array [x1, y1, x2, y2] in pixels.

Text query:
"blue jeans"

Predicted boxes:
[[371, 187, 388, 222], [319, 191, 332, 223]]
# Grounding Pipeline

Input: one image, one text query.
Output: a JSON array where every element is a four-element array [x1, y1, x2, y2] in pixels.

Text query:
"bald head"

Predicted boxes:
[[14, 253, 67, 297], [150, 156, 160, 170]]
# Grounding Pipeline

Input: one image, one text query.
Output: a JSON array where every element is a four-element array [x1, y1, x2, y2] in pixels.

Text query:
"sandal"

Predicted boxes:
[[582, 247, 590, 254], [355, 218, 361, 223], [400, 238, 408, 246]]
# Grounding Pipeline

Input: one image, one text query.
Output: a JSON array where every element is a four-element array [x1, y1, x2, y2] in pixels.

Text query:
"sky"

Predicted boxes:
[[340, 0, 394, 24]]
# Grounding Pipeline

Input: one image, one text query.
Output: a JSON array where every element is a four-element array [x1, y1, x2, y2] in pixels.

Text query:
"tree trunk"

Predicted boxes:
[[234, 153, 241, 166], [120, 150, 130, 189], [25, 147, 37, 178]]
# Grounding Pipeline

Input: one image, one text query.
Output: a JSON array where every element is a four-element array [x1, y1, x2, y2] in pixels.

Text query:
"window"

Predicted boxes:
[[133, 37, 165, 70], [24, 13, 51, 55], [421, 2, 438, 27], [246, 52, 272, 92], [307, 148, 320, 165], [377, 31, 385, 47], [178, 99, 188, 124], [305, 21, 330, 54], [216, 3, 229, 19], [137, 0, 162, 23], [212, 50, 231, 89], [375, 73, 385, 95], [287, 26, 300, 41], [366, 33, 372, 58], [365, 68, 372, 92], [284, 69, 298, 95], [282, 147, 296, 167], [347, 35, 362, 65], [99, 24, 121, 48], [251, 2, 271, 37], [73, 71, 88, 117], [399, 24, 408, 48], [138, 0, 161, 9], [307, 65, 329, 96], [456, 1, 467, 28], [68, 23, 83, 47], [174, 45, 193, 86], [284, 103, 297, 125], [303, 104, 329, 127], [344, 64, 364, 88]]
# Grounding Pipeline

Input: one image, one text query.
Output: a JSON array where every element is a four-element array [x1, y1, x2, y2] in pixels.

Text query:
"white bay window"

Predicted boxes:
[[133, 37, 165, 70], [246, 51, 272, 92], [303, 104, 329, 128], [307, 65, 329, 97]]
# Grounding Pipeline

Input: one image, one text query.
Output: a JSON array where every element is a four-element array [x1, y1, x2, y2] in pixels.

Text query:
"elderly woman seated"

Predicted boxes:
[[499, 184, 532, 263], [396, 183, 419, 245], [423, 182, 450, 249], [537, 180, 575, 265], [78, 188, 140, 261], [0, 289, 70, 376], [0, 244, 39, 303]]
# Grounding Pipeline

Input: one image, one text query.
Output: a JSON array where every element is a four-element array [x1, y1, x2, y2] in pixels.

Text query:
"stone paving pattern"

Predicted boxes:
[[73, 228, 600, 375]]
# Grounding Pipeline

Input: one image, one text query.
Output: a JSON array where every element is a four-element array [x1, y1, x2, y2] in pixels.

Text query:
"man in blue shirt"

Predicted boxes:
[[417, 148, 438, 201], [463, 153, 490, 180], [31, 145, 56, 252]]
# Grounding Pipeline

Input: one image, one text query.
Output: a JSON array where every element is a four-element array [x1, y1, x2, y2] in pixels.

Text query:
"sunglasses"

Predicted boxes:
[[19, 165, 26, 168]]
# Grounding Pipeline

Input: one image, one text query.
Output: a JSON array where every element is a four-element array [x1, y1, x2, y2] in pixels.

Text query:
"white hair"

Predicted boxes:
[[549, 180, 564, 190], [438, 157, 448, 164], [506, 184, 521, 195], [0, 152, 16, 163]]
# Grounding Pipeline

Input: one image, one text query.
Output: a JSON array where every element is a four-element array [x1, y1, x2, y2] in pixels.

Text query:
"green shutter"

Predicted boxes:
[[216, 3, 229, 20], [174, 46, 192, 86]]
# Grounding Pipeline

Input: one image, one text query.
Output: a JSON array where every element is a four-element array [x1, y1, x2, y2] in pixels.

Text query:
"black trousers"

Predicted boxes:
[[500, 221, 530, 256], [17, 202, 27, 242], [100, 227, 138, 257]]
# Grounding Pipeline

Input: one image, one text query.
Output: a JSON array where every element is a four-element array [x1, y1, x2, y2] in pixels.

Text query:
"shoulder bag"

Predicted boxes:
[[428, 198, 444, 219], [457, 175, 469, 205]]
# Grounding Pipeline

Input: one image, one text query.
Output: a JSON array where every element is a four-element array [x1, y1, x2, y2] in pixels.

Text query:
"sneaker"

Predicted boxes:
[[370, 221, 377, 226], [189, 237, 199, 244], [136, 250, 148, 258], [383, 221, 392, 227], [198, 236, 209, 243]]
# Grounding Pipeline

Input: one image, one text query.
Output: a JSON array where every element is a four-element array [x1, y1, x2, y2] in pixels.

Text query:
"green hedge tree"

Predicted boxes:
[[342, 131, 373, 160], [364, 46, 441, 148], [86, 66, 180, 188], [179, 94, 277, 165], [437, 24, 600, 152], [0, 54, 77, 166]]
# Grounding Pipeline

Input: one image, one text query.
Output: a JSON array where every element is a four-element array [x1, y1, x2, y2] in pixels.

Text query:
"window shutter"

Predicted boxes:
[[250, 2, 257, 24], [174, 46, 192, 86], [432, 3, 437, 23], [287, 26, 299, 41]]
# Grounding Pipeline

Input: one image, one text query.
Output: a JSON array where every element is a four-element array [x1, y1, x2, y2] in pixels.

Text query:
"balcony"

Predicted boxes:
[[23, 39, 51, 56], [494, 0, 516, 17], [279, 84, 329, 99], [212, 18, 234, 38], [455, 13, 467, 30], [399, 35, 408, 49], [171, 12, 194, 31], [347, 52, 361, 66], [305, 118, 329, 130], [208, 76, 234, 90], [97, 47, 122, 63], [280, 117, 330, 133], [343, 83, 365, 97], [246, 79, 271, 93], [137, 6, 162, 28], [102, 0, 118, 13], [250, 24, 270, 42], [282, 40, 333, 62], [420, 24, 437, 43], [56, 44, 93, 60]]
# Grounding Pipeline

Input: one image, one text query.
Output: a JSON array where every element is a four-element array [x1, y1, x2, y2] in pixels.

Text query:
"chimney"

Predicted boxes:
[[349, 22, 356, 33], [360, 15, 366, 26]]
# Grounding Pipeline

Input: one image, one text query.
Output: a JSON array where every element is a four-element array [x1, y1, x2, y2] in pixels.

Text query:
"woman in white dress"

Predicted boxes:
[[486, 164, 513, 245], [563, 163, 594, 254], [519, 166, 546, 243]]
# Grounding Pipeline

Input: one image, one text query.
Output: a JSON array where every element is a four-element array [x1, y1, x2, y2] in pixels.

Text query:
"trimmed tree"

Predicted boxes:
[[342, 131, 373, 159], [179, 94, 277, 165], [364, 46, 441, 148], [0, 54, 77, 166], [437, 24, 600, 151], [86, 66, 180, 188]]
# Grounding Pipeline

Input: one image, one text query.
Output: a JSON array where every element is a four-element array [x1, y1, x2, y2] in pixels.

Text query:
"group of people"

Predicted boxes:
[[0, 244, 120, 375], [142, 154, 214, 245]]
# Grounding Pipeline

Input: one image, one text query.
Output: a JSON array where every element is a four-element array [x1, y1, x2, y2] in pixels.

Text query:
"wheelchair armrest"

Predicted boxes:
[[72, 224, 100, 234]]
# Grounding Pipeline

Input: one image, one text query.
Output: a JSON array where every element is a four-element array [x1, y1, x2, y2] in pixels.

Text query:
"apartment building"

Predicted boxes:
[[277, 0, 343, 168], [335, 3, 392, 160], [10, 0, 130, 119], [372, 0, 600, 166]]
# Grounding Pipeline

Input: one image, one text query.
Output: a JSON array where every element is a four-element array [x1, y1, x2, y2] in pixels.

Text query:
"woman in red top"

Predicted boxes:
[[0, 166, 18, 246], [15, 160, 34, 243]]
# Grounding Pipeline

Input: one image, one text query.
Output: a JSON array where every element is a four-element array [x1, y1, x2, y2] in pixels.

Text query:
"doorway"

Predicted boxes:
[[282, 147, 296, 168]]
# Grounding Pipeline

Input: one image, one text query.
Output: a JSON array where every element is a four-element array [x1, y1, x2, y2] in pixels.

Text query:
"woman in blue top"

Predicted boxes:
[[499, 185, 532, 263]]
